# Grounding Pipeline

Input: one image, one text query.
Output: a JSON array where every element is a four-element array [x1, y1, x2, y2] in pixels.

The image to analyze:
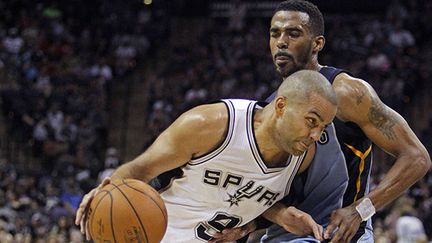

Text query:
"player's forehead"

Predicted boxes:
[[306, 93, 337, 123], [270, 11, 310, 30]]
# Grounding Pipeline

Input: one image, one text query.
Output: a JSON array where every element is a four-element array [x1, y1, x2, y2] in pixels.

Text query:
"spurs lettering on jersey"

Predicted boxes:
[[204, 169, 280, 207], [160, 100, 305, 243]]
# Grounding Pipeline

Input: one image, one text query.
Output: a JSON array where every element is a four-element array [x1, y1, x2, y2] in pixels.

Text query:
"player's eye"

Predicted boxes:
[[306, 118, 315, 128], [270, 31, 280, 38], [289, 30, 301, 38]]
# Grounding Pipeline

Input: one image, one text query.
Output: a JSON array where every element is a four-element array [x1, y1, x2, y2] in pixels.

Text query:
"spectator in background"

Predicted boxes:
[[2, 28, 24, 55], [228, 0, 247, 32], [97, 147, 120, 183], [388, 22, 415, 49], [366, 47, 391, 73], [0, 0, 165, 241], [388, 197, 428, 243], [396, 211, 427, 243]]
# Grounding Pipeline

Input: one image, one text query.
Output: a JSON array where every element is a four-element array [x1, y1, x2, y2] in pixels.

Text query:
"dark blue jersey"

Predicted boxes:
[[319, 66, 373, 207]]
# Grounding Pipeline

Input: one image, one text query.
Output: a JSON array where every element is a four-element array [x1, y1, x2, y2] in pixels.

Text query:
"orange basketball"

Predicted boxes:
[[87, 179, 167, 243]]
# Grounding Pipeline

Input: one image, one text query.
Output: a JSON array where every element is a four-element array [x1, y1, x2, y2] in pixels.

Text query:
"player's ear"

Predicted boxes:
[[312, 35, 325, 53], [274, 96, 286, 117]]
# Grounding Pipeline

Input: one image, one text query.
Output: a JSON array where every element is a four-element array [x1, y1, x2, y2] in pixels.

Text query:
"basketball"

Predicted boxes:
[[87, 179, 168, 243]]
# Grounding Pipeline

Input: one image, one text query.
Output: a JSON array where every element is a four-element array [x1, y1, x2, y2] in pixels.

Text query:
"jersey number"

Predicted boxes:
[[195, 212, 242, 241], [319, 130, 329, 144]]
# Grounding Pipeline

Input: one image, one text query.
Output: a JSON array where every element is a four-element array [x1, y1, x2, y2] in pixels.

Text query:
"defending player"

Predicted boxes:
[[213, 1, 430, 242]]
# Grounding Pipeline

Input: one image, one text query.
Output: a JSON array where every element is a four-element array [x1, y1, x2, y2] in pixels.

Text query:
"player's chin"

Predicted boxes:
[[291, 143, 309, 155], [277, 65, 296, 78], [289, 148, 305, 156]]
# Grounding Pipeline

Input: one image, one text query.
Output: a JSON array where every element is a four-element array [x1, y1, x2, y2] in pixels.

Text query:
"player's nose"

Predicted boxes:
[[309, 128, 322, 141], [276, 34, 289, 49]]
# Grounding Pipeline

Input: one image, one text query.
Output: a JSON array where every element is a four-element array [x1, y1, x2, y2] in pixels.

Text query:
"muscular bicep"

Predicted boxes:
[[123, 103, 229, 182], [334, 74, 424, 157], [131, 124, 195, 181], [361, 99, 416, 156], [360, 104, 414, 158]]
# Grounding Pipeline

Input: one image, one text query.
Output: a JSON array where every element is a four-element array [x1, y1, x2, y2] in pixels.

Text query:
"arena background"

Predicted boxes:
[[0, 0, 431, 242]]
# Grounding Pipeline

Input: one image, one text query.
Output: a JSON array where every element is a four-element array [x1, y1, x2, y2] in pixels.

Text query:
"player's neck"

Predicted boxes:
[[253, 109, 290, 167], [282, 61, 322, 79], [257, 140, 291, 167], [305, 59, 322, 72], [261, 149, 291, 167]]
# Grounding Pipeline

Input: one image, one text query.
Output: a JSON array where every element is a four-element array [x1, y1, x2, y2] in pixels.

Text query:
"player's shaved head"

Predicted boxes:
[[277, 70, 337, 106]]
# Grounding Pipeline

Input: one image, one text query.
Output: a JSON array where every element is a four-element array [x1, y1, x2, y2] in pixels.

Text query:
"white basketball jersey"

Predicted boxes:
[[160, 99, 306, 243]]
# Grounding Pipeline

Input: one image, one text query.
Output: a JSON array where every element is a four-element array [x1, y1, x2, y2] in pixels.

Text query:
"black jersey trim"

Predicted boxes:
[[284, 150, 306, 196], [157, 167, 186, 194], [319, 66, 352, 84]]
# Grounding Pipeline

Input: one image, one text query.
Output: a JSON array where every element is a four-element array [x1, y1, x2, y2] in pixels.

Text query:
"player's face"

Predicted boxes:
[[270, 11, 315, 78], [275, 93, 337, 156]]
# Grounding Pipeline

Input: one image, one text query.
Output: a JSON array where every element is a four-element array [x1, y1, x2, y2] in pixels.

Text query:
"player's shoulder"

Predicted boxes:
[[189, 102, 228, 115], [178, 102, 229, 130], [332, 72, 378, 104], [331, 72, 379, 122]]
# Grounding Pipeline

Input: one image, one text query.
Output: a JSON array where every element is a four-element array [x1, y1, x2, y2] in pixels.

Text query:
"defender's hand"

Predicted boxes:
[[209, 220, 256, 243], [324, 205, 362, 243], [74, 177, 111, 240]]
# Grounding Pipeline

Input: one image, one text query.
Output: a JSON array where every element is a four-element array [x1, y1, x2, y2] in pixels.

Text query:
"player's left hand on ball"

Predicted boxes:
[[74, 177, 111, 240], [208, 220, 256, 243], [324, 205, 362, 243]]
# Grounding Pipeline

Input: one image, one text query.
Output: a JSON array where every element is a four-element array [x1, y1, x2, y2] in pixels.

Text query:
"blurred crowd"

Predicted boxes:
[[0, 0, 165, 241], [0, 0, 431, 242]]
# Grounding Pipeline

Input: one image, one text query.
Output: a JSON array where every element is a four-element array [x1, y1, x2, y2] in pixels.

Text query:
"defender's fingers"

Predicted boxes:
[[343, 226, 357, 243], [330, 223, 348, 243], [324, 217, 340, 239]]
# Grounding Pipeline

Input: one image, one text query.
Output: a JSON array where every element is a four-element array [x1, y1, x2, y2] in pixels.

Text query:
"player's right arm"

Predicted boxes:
[[75, 102, 229, 239], [110, 102, 229, 183]]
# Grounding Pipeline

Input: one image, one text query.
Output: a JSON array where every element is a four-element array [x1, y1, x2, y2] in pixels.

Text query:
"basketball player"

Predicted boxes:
[[75, 70, 338, 242], [212, 1, 431, 243]]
